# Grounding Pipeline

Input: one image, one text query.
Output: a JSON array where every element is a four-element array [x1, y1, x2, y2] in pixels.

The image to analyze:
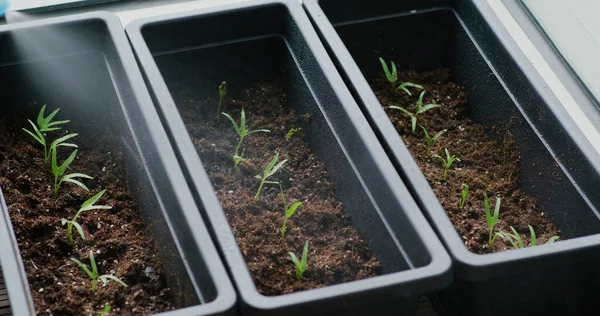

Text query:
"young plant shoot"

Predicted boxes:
[[285, 127, 301, 141], [420, 126, 447, 153], [496, 225, 560, 250], [458, 184, 469, 209], [255, 152, 287, 200], [433, 148, 460, 179], [217, 81, 227, 114], [34, 104, 70, 132], [389, 91, 441, 133], [23, 105, 77, 163], [397, 82, 424, 96], [52, 147, 92, 197], [289, 241, 309, 279], [98, 306, 111, 316], [222, 109, 270, 173], [484, 193, 501, 248], [61, 189, 112, 244], [72, 250, 127, 292], [278, 183, 302, 238], [378, 57, 397, 84]]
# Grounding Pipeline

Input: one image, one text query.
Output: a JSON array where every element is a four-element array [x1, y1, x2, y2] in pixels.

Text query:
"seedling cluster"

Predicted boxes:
[[379, 58, 560, 252], [23, 105, 128, 295], [222, 109, 270, 173], [218, 83, 309, 279]]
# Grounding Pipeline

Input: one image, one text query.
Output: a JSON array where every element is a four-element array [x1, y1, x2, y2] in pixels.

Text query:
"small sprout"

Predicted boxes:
[[217, 81, 227, 114], [254, 152, 287, 201], [484, 193, 501, 248], [98, 305, 111, 316], [277, 182, 301, 238], [34, 104, 70, 132], [289, 241, 309, 279], [389, 91, 441, 133], [458, 184, 469, 209], [61, 190, 111, 244], [51, 147, 93, 197], [378, 57, 397, 84], [285, 127, 301, 141], [496, 225, 560, 249], [72, 250, 127, 292], [433, 148, 460, 179], [222, 109, 270, 172], [420, 126, 446, 152], [397, 82, 424, 96]]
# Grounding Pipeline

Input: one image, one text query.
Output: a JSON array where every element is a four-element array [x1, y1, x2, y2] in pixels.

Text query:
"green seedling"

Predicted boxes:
[[23, 105, 72, 161], [397, 82, 424, 96], [254, 152, 287, 200], [51, 147, 92, 197], [222, 109, 270, 173], [420, 126, 447, 152], [285, 127, 301, 141], [23, 123, 79, 163], [378, 57, 397, 84], [35, 104, 70, 132], [389, 91, 441, 133], [98, 305, 111, 316], [433, 148, 460, 179], [289, 241, 309, 279], [496, 225, 560, 249], [217, 81, 227, 114], [61, 190, 111, 244], [72, 250, 127, 292], [278, 183, 302, 238], [458, 184, 469, 209], [484, 193, 501, 248]]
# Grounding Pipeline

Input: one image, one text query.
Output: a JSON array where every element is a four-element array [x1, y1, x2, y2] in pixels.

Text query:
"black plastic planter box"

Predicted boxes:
[[125, 0, 453, 315], [0, 12, 236, 316], [304, 0, 600, 315]]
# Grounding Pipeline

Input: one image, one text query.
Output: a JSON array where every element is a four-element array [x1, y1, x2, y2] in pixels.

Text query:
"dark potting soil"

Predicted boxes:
[[372, 68, 561, 254], [0, 104, 177, 315], [178, 81, 381, 295]]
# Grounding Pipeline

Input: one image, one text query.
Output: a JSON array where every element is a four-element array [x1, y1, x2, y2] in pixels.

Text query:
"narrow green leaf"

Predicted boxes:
[[72, 221, 86, 241], [301, 241, 309, 267], [510, 227, 524, 248], [240, 109, 246, 134], [221, 112, 241, 135], [89, 250, 97, 275], [81, 190, 107, 210], [268, 159, 287, 177], [60, 218, 68, 226], [411, 116, 417, 133], [417, 91, 425, 108], [289, 252, 299, 265], [62, 177, 90, 192], [286, 202, 302, 218], [265, 152, 280, 175], [417, 103, 442, 115], [72, 258, 94, 279], [529, 225, 537, 246], [100, 275, 128, 288], [247, 129, 271, 134], [57, 150, 78, 176], [546, 236, 560, 244]]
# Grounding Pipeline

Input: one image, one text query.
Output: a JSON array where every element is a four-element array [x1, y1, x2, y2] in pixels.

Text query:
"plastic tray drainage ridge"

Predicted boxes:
[[0, 12, 236, 316], [126, 0, 452, 315]]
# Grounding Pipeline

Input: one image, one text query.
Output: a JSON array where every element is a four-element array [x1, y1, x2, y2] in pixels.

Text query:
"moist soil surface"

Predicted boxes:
[[0, 104, 177, 315], [373, 68, 561, 253], [178, 81, 380, 295]]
